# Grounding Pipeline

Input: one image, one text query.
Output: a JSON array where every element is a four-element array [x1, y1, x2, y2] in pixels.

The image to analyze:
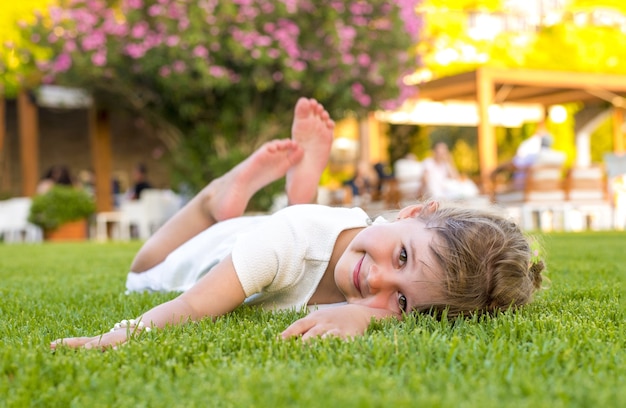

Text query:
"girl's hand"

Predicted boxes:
[[281, 304, 397, 341], [50, 329, 131, 350]]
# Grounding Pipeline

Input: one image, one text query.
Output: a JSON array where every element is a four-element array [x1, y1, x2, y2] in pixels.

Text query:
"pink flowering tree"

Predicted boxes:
[[20, 0, 421, 204]]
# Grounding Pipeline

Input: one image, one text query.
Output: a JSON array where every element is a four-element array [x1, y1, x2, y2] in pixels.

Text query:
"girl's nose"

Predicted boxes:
[[366, 264, 394, 293]]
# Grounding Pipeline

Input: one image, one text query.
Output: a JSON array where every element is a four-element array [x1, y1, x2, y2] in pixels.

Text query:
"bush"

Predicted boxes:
[[28, 185, 96, 230]]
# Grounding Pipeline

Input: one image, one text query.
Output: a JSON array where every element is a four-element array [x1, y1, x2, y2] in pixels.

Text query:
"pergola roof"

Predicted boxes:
[[416, 67, 626, 107], [413, 67, 626, 190]]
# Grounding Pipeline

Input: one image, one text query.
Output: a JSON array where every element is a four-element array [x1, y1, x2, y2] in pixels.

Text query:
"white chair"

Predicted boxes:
[[118, 189, 182, 240], [0, 198, 43, 243], [394, 158, 423, 201], [563, 166, 613, 231], [495, 164, 567, 231]]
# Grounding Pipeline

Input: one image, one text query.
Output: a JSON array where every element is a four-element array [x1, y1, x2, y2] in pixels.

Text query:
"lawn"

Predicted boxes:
[[1, 232, 624, 407]]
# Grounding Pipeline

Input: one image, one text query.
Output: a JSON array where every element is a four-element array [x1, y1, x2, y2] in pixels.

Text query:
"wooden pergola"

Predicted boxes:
[[0, 91, 113, 212], [416, 67, 626, 190]]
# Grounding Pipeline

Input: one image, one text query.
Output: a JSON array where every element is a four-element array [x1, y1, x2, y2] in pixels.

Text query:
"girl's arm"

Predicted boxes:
[[51, 255, 246, 350], [281, 304, 398, 340]]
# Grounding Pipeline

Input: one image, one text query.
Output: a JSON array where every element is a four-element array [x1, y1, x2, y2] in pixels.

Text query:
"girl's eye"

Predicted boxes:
[[399, 247, 407, 266], [398, 294, 408, 313]]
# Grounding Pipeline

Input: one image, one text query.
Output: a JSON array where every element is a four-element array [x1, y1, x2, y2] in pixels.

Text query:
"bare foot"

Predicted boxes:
[[203, 139, 304, 221], [286, 97, 335, 204]]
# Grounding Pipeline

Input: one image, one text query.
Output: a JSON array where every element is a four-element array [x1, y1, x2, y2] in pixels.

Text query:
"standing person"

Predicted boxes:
[[128, 163, 153, 200], [51, 98, 544, 350]]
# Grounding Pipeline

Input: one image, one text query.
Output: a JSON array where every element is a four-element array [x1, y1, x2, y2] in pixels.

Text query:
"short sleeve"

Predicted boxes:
[[231, 209, 308, 298]]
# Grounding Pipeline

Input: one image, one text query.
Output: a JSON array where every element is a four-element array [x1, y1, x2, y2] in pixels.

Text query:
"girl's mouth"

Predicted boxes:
[[353, 255, 364, 295]]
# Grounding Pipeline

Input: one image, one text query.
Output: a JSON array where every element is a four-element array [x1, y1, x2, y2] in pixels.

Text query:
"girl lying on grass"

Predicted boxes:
[[51, 98, 544, 350]]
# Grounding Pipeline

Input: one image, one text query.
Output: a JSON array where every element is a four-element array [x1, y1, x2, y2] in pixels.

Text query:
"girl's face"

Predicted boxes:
[[334, 206, 442, 317]]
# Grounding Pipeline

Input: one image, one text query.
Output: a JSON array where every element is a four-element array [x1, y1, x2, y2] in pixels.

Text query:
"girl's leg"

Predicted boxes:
[[130, 97, 334, 272], [130, 140, 303, 272], [286, 98, 335, 204]]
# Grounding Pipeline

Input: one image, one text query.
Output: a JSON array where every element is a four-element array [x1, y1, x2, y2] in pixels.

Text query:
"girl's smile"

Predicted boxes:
[[353, 255, 364, 295]]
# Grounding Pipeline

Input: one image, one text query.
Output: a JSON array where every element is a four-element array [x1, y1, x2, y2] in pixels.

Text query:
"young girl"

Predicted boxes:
[[51, 98, 544, 349]]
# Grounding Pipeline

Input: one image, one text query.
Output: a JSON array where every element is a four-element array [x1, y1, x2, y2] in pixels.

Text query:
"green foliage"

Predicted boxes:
[[0, 0, 53, 96], [28, 185, 96, 230], [11, 0, 421, 209], [0, 232, 624, 406]]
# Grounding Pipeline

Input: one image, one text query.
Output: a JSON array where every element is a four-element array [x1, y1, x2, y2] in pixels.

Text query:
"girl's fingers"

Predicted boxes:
[[280, 317, 315, 338], [50, 336, 96, 349], [51, 331, 129, 350]]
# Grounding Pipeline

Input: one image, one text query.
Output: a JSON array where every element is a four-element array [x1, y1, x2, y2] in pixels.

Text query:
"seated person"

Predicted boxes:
[[419, 142, 478, 201]]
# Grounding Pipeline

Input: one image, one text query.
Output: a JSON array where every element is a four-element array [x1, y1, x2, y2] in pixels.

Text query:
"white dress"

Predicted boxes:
[[126, 204, 371, 311]]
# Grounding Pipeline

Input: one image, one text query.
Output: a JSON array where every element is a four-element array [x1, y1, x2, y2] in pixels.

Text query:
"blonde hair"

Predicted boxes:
[[416, 205, 544, 319]]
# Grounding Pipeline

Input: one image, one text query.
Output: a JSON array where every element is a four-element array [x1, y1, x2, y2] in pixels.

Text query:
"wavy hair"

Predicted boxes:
[[415, 204, 544, 319]]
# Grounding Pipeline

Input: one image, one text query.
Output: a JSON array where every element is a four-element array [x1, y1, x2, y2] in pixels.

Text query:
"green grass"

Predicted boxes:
[[1, 233, 624, 408]]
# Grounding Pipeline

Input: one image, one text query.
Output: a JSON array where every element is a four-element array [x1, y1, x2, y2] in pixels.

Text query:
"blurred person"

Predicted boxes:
[[36, 165, 74, 195], [419, 142, 478, 201], [128, 163, 153, 200]]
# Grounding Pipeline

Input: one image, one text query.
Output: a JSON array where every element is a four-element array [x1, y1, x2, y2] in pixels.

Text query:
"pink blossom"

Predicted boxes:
[[263, 23, 275, 34], [125, 43, 146, 59], [64, 41, 77, 53], [260, 2, 275, 13], [53, 53, 72, 72], [178, 19, 190, 30], [131, 22, 149, 39], [159, 66, 171, 77], [126, 0, 143, 10], [192, 45, 209, 58], [172, 60, 186, 73], [31, 34, 41, 43], [330, 1, 344, 12], [357, 53, 371, 67], [281, 0, 297, 13], [351, 82, 372, 107], [49, 7, 64, 24], [165, 36, 180, 47], [256, 35, 272, 47], [148, 4, 162, 16], [82, 31, 106, 51], [395, 0, 421, 40], [350, 2, 373, 15], [352, 16, 368, 26], [291, 60, 306, 71], [342, 54, 355, 65], [272, 71, 283, 81], [92, 51, 107, 66], [209, 66, 226, 78]]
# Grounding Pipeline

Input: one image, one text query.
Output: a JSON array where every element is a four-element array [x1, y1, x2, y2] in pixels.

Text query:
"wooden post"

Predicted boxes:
[[0, 97, 5, 155], [18, 90, 39, 197], [476, 68, 497, 194], [0, 96, 7, 193], [613, 107, 625, 154], [89, 107, 113, 212]]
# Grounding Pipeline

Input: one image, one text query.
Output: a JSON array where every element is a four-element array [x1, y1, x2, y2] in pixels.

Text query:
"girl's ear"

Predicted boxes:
[[397, 201, 439, 220]]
